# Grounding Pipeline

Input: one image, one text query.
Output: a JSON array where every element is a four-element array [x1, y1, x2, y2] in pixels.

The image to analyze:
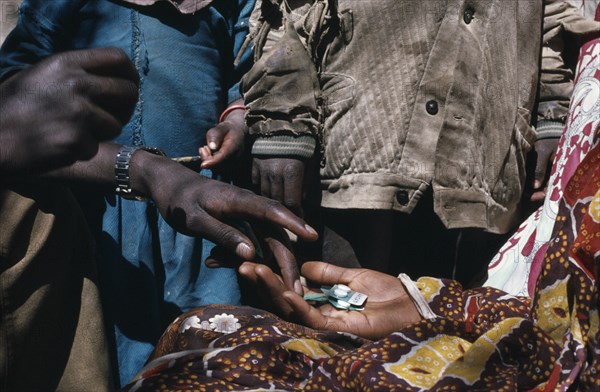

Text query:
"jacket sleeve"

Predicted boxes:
[[537, 0, 600, 139], [0, 0, 80, 82], [242, 0, 330, 159]]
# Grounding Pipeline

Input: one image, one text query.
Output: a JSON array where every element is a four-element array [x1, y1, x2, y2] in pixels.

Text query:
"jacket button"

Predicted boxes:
[[426, 100, 439, 115], [463, 8, 475, 24], [396, 190, 409, 205]]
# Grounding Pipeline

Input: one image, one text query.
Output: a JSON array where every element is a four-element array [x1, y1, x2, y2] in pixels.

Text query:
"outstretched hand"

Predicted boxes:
[[133, 154, 318, 275], [239, 261, 422, 340], [205, 221, 304, 295]]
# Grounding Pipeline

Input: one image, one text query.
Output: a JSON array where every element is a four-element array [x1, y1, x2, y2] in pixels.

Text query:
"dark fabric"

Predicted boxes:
[[127, 125, 599, 391], [0, 0, 254, 383], [242, 0, 600, 234], [0, 184, 111, 391], [320, 193, 507, 287]]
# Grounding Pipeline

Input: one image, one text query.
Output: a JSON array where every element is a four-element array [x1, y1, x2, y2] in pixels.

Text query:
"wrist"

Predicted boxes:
[[397, 273, 436, 320], [219, 103, 246, 123], [128, 149, 169, 199]]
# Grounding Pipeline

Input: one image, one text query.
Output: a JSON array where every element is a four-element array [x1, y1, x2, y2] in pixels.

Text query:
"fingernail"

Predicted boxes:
[[294, 279, 303, 295], [305, 224, 318, 237], [209, 142, 217, 151], [534, 180, 541, 189], [236, 242, 253, 259]]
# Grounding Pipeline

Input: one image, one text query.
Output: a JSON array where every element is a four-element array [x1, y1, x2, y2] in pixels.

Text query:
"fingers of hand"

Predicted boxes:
[[206, 182, 318, 242], [206, 125, 226, 152], [73, 102, 121, 156], [263, 236, 302, 295], [238, 261, 261, 282], [69, 48, 139, 85], [241, 262, 295, 316], [199, 145, 213, 163], [76, 73, 139, 126], [301, 262, 355, 286], [205, 246, 243, 268], [533, 155, 549, 190], [283, 169, 303, 216], [179, 208, 256, 260], [252, 161, 260, 186], [533, 138, 559, 189], [530, 189, 547, 203], [282, 291, 330, 329]]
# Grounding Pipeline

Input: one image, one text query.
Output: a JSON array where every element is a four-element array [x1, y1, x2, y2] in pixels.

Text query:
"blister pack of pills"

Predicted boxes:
[[304, 284, 368, 311]]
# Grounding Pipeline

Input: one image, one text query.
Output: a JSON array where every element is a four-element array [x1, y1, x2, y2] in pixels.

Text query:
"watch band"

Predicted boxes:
[[115, 145, 166, 201]]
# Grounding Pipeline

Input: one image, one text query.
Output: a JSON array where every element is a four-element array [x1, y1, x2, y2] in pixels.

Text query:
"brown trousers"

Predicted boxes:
[[0, 184, 111, 391]]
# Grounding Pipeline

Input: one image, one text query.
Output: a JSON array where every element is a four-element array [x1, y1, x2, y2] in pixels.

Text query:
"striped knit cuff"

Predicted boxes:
[[536, 120, 564, 140], [252, 135, 317, 159]]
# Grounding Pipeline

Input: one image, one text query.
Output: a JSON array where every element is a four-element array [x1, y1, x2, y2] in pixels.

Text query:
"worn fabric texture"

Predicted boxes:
[[243, 0, 600, 234], [126, 125, 599, 392], [0, 0, 254, 385], [0, 185, 111, 391], [486, 36, 600, 296], [123, 38, 600, 392]]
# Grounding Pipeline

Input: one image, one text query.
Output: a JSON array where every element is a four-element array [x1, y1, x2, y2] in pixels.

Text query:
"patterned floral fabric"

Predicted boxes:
[[485, 38, 600, 297], [123, 39, 600, 392]]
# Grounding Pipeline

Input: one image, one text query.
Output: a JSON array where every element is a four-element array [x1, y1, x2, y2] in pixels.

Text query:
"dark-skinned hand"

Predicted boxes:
[[252, 157, 306, 216], [132, 153, 318, 272], [205, 221, 304, 295], [0, 48, 139, 176], [530, 138, 560, 203], [200, 99, 246, 171], [239, 261, 423, 340]]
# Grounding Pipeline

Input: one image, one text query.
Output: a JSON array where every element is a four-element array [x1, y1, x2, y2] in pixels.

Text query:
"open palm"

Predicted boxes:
[[239, 262, 422, 340]]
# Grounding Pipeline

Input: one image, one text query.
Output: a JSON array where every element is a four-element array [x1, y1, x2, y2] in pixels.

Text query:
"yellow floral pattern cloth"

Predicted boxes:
[[123, 39, 600, 392]]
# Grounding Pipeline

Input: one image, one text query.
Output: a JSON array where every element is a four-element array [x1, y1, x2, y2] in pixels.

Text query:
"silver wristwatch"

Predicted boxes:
[[115, 145, 165, 200]]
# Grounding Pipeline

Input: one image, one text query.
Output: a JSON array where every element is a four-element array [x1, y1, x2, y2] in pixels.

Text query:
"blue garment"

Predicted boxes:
[[0, 0, 254, 385]]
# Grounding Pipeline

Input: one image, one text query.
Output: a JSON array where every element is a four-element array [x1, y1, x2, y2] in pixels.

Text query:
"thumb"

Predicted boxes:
[[282, 291, 329, 329], [206, 125, 226, 152]]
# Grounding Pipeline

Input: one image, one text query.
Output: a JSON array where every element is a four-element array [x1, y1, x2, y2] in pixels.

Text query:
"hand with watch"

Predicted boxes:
[[114, 145, 166, 201], [110, 143, 318, 294]]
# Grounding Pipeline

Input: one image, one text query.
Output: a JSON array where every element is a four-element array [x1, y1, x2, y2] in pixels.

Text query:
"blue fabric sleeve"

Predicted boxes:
[[0, 0, 81, 82], [226, 0, 254, 104]]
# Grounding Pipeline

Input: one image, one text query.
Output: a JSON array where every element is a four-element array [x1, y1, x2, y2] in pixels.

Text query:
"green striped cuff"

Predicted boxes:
[[252, 135, 317, 159], [536, 120, 564, 140]]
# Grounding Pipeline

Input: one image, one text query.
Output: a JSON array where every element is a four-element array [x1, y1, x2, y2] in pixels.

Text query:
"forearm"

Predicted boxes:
[[42, 142, 167, 198]]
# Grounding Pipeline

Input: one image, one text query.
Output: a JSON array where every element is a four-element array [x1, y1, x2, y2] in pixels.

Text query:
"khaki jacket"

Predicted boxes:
[[242, 0, 599, 233]]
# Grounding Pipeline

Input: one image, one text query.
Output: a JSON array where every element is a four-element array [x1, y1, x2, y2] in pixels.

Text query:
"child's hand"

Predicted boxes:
[[200, 101, 246, 169]]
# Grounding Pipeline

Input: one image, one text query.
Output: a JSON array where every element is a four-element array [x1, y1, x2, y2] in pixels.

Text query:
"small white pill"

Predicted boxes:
[[334, 287, 349, 297], [337, 300, 350, 308]]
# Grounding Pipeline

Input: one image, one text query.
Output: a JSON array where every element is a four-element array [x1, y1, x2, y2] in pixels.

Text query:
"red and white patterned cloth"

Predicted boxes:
[[486, 38, 600, 297]]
